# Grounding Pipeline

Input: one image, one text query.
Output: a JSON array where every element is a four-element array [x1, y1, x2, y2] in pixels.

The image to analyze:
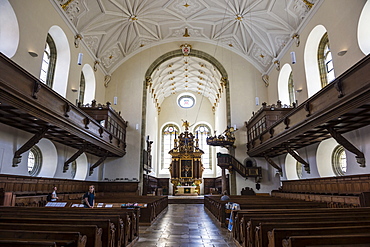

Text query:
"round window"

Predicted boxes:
[[178, 95, 195, 108]]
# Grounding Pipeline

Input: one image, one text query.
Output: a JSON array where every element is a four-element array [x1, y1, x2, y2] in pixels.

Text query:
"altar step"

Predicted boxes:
[[168, 195, 204, 204]]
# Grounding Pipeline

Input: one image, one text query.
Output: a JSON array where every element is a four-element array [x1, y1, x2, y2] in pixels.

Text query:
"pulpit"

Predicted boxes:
[[169, 121, 204, 195]]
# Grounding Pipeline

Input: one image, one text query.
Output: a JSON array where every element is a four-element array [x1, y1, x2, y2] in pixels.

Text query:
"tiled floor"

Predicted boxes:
[[134, 204, 237, 247]]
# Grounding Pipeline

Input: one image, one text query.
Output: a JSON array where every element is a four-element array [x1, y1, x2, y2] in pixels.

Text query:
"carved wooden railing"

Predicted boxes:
[[0, 53, 126, 168], [217, 153, 262, 178], [246, 54, 370, 172]]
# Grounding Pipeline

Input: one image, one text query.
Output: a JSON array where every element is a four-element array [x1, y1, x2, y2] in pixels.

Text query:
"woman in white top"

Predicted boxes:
[[51, 186, 59, 201]]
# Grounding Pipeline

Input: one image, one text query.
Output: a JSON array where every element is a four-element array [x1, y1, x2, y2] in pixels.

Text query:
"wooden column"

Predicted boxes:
[[221, 167, 227, 193]]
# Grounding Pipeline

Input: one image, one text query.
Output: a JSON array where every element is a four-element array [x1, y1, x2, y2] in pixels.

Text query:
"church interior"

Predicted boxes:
[[1, 0, 370, 246]]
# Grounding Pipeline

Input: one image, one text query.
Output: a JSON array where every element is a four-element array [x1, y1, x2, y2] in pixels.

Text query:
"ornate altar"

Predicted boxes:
[[169, 121, 204, 195]]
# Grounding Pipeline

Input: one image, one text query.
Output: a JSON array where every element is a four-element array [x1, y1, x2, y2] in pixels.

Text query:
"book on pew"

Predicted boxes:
[[121, 203, 147, 208], [45, 202, 68, 207]]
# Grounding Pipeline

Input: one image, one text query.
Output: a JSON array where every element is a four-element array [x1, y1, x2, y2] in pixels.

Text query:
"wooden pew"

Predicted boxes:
[[68, 195, 168, 225], [205, 195, 326, 228], [282, 233, 370, 247], [247, 214, 370, 247], [0, 239, 58, 246], [0, 223, 102, 247], [0, 206, 139, 246], [0, 217, 115, 247], [1, 213, 120, 247], [0, 229, 86, 247], [269, 225, 370, 247]]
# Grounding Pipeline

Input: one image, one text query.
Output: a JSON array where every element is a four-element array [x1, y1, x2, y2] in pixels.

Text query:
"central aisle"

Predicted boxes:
[[135, 204, 236, 247]]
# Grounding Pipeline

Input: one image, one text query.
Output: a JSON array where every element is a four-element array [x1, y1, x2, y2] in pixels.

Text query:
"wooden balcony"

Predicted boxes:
[[0, 53, 126, 162], [246, 54, 370, 161]]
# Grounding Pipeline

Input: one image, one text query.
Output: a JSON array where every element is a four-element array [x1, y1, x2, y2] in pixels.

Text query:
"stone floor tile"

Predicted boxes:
[[135, 204, 237, 247]]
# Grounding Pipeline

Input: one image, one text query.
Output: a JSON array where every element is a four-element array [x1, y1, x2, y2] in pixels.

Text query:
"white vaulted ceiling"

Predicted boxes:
[[150, 55, 223, 107], [54, 0, 319, 106], [56, 0, 319, 74]]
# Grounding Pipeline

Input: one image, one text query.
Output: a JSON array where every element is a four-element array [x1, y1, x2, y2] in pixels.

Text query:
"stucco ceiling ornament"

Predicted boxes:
[[262, 74, 269, 87], [181, 44, 192, 56], [101, 46, 122, 69], [55, 0, 320, 74], [272, 58, 280, 71], [104, 75, 111, 88]]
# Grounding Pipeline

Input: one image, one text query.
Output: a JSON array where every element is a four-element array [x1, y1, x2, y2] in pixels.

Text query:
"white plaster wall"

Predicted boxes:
[[235, 157, 281, 195], [267, 0, 367, 106], [105, 41, 269, 183], [8, 1, 106, 105], [0, 124, 100, 181], [0, 124, 32, 175]]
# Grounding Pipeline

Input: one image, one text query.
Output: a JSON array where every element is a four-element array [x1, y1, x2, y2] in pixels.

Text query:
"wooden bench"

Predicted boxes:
[[269, 225, 370, 247], [0, 217, 115, 247], [247, 214, 370, 247], [0, 239, 59, 246], [282, 233, 370, 247], [0, 207, 140, 246], [0, 206, 139, 246], [68, 195, 168, 225], [205, 195, 326, 228], [0, 229, 86, 247], [0, 223, 102, 247]]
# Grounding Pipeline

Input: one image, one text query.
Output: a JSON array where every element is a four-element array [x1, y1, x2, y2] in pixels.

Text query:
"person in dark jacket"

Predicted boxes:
[[83, 185, 95, 208]]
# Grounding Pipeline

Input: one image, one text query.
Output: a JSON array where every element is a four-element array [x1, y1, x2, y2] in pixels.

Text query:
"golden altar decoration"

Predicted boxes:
[[169, 121, 204, 195]]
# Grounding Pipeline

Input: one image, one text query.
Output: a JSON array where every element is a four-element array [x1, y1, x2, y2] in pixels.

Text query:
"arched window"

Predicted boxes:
[[79, 72, 86, 104], [332, 145, 346, 176], [318, 33, 335, 87], [288, 72, 295, 105], [277, 63, 292, 105], [71, 160, 77, 179], [28, 146, 42, 177], [194, 124, 212, 169], [40, 34, 57, 88], [161, 124, 179, 170], [296, 162, 302, 179]]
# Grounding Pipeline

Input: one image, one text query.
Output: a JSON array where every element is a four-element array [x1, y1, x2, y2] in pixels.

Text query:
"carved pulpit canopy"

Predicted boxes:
[[206, 126, 238, 148]]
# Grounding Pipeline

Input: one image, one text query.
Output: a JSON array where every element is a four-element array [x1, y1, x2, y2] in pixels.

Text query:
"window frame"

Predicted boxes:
[[194, 123, 212, 169], [318, 32, 335, 87], [79, 71, 86, 104], [332, 145, 347, 176], [40, 34, 57, 88], [28, 146, 42, 177], [161, 124, 179, 170]]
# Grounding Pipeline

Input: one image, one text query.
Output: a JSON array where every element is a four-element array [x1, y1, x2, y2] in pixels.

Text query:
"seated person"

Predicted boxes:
[[51, 186, 59, 201], [220, 190, 230, 201]]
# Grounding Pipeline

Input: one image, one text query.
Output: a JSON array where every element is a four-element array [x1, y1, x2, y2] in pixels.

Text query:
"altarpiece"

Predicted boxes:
[[169, 121, 204, 195]]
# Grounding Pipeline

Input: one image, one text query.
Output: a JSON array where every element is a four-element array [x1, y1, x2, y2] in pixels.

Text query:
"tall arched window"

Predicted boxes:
[[40, 34, 57, 88], [318, 33, 335, 87], [79, 72, 86, 104], [194, 124, 212, 169], [161, 124, 179, 170], [332, 145, 346, 176], [288, 72, 295, 105], [28, 146, 42, 177]]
